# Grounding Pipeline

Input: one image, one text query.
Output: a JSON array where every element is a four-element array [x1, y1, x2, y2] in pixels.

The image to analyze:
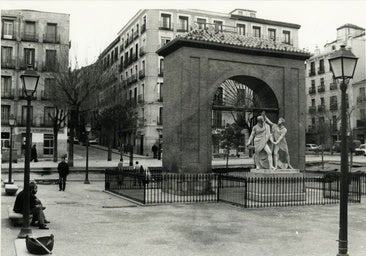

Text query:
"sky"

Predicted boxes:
[[1, 0, 366, 68]]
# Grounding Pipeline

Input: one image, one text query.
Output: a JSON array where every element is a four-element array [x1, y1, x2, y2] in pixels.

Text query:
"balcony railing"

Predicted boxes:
[[357, 95, 366, 105], [127, 77, 132, 85], [309, 70, 316, 76], [317, 105, 326, 112], [22, 32, 38, 42], [1, 89, 15, 99], [139, 70, 145, 79], [131, 74, 137, 83], [317, 85, 325, 93], [43, 34, 60, 44], [318, 67, 325, 75], [134, 31, 139, 39], [138, 94, 144, 103], [308, 106, 317, 114], [141, 23, 146, 34], [330, 83, 338, 90], [1, 59, 16, 69], [132, 54, 138, 62], [329, 103, 338, 111], [309, 87, 316, 95], [1, 33, 15, 40], [139, 46, 145, 56]]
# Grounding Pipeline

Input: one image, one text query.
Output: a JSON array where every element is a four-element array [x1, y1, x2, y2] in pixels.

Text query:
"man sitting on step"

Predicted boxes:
[[13, 181, 50, 229]]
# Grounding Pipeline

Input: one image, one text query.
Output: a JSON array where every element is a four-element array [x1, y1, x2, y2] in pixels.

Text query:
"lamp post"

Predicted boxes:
[[84, 123, 91, 184], [328, 45, 358, 256], [8, 114, 16, 184], [18, 67, 39, 238]]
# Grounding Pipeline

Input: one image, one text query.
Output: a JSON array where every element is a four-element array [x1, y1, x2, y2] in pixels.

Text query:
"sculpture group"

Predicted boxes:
[[246, 112, 293, 170]]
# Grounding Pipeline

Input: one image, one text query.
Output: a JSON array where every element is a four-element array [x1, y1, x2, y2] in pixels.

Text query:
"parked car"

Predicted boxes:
[[88, 137, 99, 145], [333, 140, 361, 153], [73, 137, 79, 144], [306, 144, 320, 152], [355, 144, 366, 156]]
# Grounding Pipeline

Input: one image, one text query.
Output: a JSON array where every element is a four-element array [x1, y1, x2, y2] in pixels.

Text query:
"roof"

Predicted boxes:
[[337, 23, 365, 31], [157, 28, 310, 60], [230, 14, 301, 29], [99, 36, 120, 58]]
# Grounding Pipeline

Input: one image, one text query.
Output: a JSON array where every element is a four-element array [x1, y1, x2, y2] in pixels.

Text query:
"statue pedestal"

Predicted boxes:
[[246, 169, 305, 203]]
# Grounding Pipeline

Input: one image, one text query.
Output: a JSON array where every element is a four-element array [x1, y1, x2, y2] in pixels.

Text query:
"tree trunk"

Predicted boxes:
[[107, 135, 112, 161], [68, 109, 77, 167], [53, 129, 58, 162]]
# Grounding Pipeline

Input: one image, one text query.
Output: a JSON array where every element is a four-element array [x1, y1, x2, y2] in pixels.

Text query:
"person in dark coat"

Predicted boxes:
[[152, 144, 158, 158], [13, 182, 49, 229], [57, 155, 69, 191], [30, 145, 38, 162]]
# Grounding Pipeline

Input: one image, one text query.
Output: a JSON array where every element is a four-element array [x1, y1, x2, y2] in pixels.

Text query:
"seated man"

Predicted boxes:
[[13, 182, 49, 229]]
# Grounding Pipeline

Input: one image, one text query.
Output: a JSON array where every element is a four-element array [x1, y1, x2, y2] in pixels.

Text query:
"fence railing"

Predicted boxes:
[[105, 169, 363, 207]]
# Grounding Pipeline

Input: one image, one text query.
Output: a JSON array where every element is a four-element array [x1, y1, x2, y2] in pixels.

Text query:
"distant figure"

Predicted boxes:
[[31, 145, 38, 162], [246, 116, 274, 170], [264, 113, 293, 169], [152, 144, 158, 158], [57, 155, 69, 191], [13, 182, 49, 229]]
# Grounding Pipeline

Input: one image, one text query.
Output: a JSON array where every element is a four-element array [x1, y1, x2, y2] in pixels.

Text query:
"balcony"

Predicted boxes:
[[21, 32, 38, 42], [119, 63, 124, 73], [139, 46, 145, 56], [127, 77, 132, 85], [317, 67, 325, 75], [317, 85, 325, 93], [132, 54, 138, 62], [330, 82, 337, 90], [357, 95, 366, 106], [139, 70, 145, 79], [131, 74, 137, 83], [308, 87, 316, 95], [134, 31, 139, 39], [329, 103, 338, 111], [317, 104, 326, 112], [43, 34, 60, 44], [308, 70, 316, 76], [1, 89, 15, 99], [123, 59, 129, 68], [138, 94, 144, 104], [122, 79, 128, 88], [1, 59, 16, 69], [308, 106, 317, 114], [2, 33, 15, 40], [141, 23, 146, 34], [158, 69, 164, 77], [159, 21, 173, 31]]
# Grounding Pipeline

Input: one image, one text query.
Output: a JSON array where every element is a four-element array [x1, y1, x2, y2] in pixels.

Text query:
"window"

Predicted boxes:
[[1, 47, 13, 68], [197, 18, 206, 29], [136, 24, 139, 34], [319, 59, 325, 73], [311, 80, 315, 88], [43, 134, 54, 155], [268, 28, 276, 41], [24, 21, 36, 40], [214, 20, 223, 31], [332, 115, 337, 127], [134, 87, 137, 104], [319, 116, 325, 123], [311, 99, 315, 107], [214, 87, 224, 105], [135, 44, 138, 58], [44, 107, 55, 126], [158, 107, 163, 125], [1, 76, 12, 98], [43, 78, 54, 99], [24, 48, 35, 67], [159, 59, 164, 76], [2, 20, 14, 39], [141, 60, 145, 72], [237, 24, 246, 35], [178, 16, 189, 32], [158, 83, 163, 101], [310, 62, 315, 75], [160, 14, 171, 29], [283, 30, 291, 44], [1, 105, 10, 124], [311, 117, 315, 126], [45, 50, 57, 71], [330, 95, 338, 106], [320, 78, 324, 87], [45, 23, 57, 42], [360, 87, 365, 97], [161, 37, 171, 46], [22, 106, 33, 125], [360, 109, 366, 120], [253, 26, 261, 38], [320, 97, 325, 105], [141, 84, 144, 99], [213, 110, 222, 128]]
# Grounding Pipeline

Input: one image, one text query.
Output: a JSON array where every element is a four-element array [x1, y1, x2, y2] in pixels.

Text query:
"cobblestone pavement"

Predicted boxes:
[[2, 172, 366, 256]]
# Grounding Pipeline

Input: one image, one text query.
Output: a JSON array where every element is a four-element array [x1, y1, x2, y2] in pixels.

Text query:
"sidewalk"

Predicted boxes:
[[2, 171, 366, 256]]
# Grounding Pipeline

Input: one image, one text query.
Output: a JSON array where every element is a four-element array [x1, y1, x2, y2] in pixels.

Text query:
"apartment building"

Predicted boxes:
[[1, 9, 70, 160], [305, 24, 366, 146], [97, 8, 300, 156]]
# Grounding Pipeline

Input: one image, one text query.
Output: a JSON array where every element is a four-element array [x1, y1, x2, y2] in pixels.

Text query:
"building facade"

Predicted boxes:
[[1, 9, 70, 160], [96, 8, 300, 156], [305, 24, 366, 147]]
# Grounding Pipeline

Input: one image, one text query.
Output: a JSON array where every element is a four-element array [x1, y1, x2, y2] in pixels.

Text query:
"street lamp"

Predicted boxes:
[[18, 67, 39, 238], [328, 45, 358, 256], [84, 123, 91, 184], [8, 114, 16, 184]]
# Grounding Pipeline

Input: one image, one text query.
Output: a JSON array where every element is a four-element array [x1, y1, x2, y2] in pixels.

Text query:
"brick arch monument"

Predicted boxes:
[[157, 29, 310, 173]]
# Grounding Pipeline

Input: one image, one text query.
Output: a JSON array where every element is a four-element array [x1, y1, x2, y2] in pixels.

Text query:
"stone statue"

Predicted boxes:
[[263, 113, 293, 169], [246, 116, 275, 170]]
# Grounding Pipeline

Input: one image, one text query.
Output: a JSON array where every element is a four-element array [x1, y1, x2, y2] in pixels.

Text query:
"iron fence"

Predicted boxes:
[[105, 168, 362, 207]]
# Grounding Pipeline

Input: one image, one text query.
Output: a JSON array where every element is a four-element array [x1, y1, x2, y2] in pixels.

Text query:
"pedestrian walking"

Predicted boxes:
[[31, 145, 38, 162], [152, 144, 158, 158], [57, 155, 69, 191]]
